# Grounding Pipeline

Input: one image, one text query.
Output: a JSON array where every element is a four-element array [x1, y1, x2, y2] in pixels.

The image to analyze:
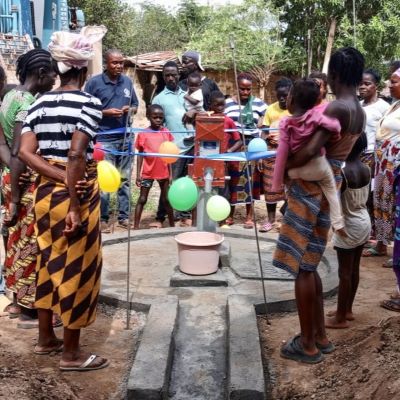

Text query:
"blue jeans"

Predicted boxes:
[[100, 139, 132, 222]]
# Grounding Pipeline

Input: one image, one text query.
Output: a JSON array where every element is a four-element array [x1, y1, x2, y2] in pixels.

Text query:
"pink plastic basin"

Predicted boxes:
[[175, 231, 224, 275]]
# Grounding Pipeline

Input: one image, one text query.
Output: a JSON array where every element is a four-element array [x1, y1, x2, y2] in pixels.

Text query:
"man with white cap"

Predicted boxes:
[[179, 50, 220, 111]]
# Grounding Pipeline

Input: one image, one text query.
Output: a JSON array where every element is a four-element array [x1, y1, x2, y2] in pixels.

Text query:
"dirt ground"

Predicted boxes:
[[0, 305, 146, 400], [259, 251, 400, 400]]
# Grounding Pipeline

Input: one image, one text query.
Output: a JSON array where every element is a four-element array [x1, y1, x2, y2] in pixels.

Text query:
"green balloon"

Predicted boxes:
[[168, 177, 199, 211], [206, 195, 231, 222]]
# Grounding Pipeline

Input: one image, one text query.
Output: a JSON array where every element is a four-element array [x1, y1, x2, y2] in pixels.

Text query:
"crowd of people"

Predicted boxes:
[[0, 26, 400, 372]]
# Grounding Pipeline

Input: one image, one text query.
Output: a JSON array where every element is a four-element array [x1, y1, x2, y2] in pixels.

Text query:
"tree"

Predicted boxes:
[[271, 0, 400, 76], [187, 0, 286, 97], [69, 0, 137, 55]]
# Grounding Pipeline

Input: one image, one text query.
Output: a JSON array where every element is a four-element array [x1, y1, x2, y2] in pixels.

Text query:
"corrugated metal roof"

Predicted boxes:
[[125, 51, 180, 71]]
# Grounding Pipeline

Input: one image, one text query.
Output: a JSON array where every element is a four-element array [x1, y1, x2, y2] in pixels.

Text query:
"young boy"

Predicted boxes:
[[209, 91, 242, 221], [183, 72, 204, 131], [134, 104, 175, 229]]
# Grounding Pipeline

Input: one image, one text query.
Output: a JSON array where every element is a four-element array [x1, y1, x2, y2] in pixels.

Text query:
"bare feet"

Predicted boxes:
[[34, 338, 63, 354], [326, 310, 355, 321], [325, 315, 350, 329]]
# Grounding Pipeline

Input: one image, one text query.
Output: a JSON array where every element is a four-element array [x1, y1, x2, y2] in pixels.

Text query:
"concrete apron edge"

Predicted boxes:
[[126, 296, 179, 400], [227, 294, 266, 400]]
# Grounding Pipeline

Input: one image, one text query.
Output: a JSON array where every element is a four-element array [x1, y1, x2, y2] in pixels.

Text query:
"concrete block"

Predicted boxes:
[[127, 296, 178, 400], [170, 266, 228, 287], [227, 295, 265, 400]]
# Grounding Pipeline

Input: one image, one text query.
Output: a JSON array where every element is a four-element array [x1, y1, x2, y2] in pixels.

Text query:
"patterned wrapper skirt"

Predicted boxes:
[[227, 137, 260, 205], [261, 141, 285, 203], [393, 173, 400, 269], [34, 161, 102, 329], [2, 169, 38, 309], [273, 160, 342, 277]]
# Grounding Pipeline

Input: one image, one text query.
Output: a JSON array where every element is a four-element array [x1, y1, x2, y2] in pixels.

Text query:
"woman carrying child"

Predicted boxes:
[[134, 105, 175, 229], [326, 134, 371, 328], [273, 47, 365, 364], [272, 78, 346, 237]]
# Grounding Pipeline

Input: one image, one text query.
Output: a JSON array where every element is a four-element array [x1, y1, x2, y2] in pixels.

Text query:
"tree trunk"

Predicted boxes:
[[307, 29, 312, 75], [322, 18, 337, 73]]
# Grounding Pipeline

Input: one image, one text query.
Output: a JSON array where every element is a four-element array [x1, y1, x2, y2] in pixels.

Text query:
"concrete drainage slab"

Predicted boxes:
[[99, 228, 339, 400]]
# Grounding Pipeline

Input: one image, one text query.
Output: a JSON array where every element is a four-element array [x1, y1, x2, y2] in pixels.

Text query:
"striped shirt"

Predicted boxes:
[[225, 97, 267, 137], [21, 90, 102, 162]]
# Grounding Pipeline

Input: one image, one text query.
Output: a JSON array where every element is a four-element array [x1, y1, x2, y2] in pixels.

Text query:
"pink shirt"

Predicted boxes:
[[272, 104, 341, 191], [136, 127, 174, 179]]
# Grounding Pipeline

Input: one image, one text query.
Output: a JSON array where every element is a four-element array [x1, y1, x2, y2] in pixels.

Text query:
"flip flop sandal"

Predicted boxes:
[[34, 341, 64, 355], [380, 299, 400, 312], [259, 221, 273, 233], [280, 334, 324, 364], [4, 304, 21, 319], [382, 258, 393, 268], [362, 247, 387, 257], [225, 217, 234, 226], [243, 221, 254, 229], [59, 354, 110, 372], [316, 341, 335, 354]]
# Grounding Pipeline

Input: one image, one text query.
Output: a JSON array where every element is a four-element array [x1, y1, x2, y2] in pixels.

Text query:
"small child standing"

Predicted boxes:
[[326, 134, 371, 328], [208, 90, 242, 223], [272, 78, 346, 235], [134, 105, 175, 229], [183, 72, 204, 131]]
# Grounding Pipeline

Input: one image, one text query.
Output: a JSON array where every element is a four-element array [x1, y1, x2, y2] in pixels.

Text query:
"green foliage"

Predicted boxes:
[[271, 0, 400, 76], [186, 0, 285, 72]]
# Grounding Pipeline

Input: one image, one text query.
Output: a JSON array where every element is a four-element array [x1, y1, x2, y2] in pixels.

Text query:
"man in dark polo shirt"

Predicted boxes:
[[85, 49, 139, 232], [178, 50, 220, 111]]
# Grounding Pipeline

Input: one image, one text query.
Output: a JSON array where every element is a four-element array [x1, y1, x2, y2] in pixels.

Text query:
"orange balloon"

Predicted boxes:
[[159, 141, 179, 164]]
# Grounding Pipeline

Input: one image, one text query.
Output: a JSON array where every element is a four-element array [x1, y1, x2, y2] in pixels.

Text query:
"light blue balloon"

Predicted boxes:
[[248, 138, 268, 152]]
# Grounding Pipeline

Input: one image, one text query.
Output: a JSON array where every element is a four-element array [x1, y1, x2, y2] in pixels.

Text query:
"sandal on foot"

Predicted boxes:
[[390, 288, 400, 300], [259, 221, 273, 233], [225, 217, 234, 226], [382, 258, 393, 268], [59, 354, 109, 372], [362, 247, 387, 257], [380, 298, 400, 312], [5, 304, 21, 319], [316, 341, 335, 354], [243, 221, 254, 229], [280, 334, 324, 364], [34, 341, 64, 355]]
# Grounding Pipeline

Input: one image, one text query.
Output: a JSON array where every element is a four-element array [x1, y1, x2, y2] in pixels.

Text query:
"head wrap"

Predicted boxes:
[[48, 25, 107, 74], [393, 68, 400, 78]]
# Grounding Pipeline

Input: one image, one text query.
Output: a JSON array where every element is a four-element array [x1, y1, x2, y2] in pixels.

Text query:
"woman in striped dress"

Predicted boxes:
[[19, 28, 109, 371]]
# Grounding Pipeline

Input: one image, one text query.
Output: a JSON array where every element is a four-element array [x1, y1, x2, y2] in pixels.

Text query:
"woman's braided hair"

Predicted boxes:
[[328, 47, 365, 87], [16, 49, 52, 84]]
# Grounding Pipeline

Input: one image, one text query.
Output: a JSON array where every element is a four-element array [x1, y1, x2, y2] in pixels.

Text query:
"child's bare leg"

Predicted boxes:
[[245, 203, 253, 223], [267, 202, 277, 223], [348, 244, 363, 316], [159, 179, 174, 227], [326, 248, 351, 328], [134, 186, 150, 229]]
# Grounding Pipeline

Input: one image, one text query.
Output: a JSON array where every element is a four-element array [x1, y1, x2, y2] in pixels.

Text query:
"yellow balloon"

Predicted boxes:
[[97, 160, 121, 192], [159, 141, 179, 164]]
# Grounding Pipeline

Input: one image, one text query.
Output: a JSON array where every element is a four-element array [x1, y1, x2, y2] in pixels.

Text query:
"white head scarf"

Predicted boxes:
[[48, 25, 107, 74]]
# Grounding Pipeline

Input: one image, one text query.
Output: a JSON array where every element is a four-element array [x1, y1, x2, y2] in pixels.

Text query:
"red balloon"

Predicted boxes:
[[93, 143, 105, 161]]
